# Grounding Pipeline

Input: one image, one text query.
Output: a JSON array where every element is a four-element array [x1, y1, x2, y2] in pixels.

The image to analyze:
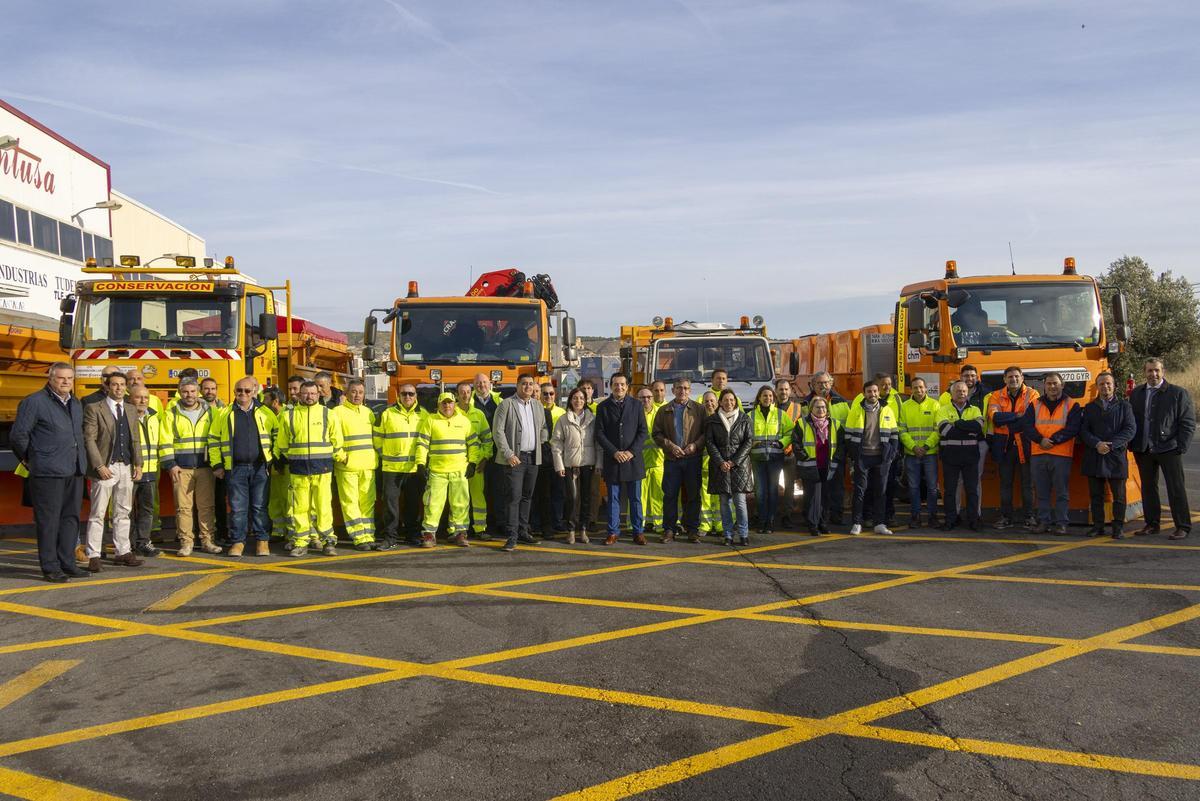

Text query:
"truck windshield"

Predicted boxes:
[[73, 294, 239, 349], [653, 337, 773, 383], [397, 303, 542, 364], [949, 282, 1101, 350]]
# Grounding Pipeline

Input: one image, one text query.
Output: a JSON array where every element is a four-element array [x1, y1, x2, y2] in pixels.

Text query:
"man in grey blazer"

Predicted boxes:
[[492, 374, 547, 552], [82, 371, 144, 571], [10, 362, 90, 582]]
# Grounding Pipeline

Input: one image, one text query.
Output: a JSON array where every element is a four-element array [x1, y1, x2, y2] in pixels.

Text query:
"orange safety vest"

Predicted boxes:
[[988, 385, 1039, 462], [1031, 396, 1075, 459]]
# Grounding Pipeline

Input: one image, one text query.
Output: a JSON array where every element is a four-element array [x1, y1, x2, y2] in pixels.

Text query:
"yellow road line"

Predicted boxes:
[[0, 659, 80, 710], [950, 572, 1200, 593], [0, 537, 37, 544], [0, 766, 131, 800], [0, 567, 237, 597], [0, 669, 412, 759], [142, 573, 234, 613], [171, 589, 454, 629], [853, 723, 1200, 780], [0, 631, 137, 656]]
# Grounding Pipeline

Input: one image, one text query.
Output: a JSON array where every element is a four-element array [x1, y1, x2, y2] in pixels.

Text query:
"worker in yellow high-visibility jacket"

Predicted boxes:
[[275, 380, 343, 557], [456, 381, 493, 539], [416, 392, 481, 547], [332, 379, 378, 550], [259, 387, 290, 540]]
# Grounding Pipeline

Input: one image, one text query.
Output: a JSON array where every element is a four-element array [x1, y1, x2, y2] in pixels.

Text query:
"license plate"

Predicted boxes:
[[1054, 370, 1091, 383]]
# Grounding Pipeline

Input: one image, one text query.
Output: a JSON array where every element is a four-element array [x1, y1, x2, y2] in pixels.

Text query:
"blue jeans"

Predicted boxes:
[[662, 456, 702, 533], [905, 454, 939, 519], [1032, 455, 1072, 525], [227, 462, 270, 543], [718, 493, 749, 539], [753, 457, 783, 526], [607, 480, 643, 536]]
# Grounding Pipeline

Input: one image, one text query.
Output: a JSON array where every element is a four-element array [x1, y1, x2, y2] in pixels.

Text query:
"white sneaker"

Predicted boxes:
[[874, 524, 893, 535], [849, 524, 863, 535]]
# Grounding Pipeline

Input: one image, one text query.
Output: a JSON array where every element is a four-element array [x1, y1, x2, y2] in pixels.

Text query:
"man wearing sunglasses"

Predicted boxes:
[[374, 383, 428, 549]]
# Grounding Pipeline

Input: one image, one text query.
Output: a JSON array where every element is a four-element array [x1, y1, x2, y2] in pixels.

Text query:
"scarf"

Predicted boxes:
[[719, 408, 739, 431], [810, 415, 830, 443]]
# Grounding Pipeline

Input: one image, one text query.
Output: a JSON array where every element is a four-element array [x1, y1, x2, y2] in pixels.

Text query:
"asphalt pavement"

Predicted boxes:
[[0, 468, 1198, 800]]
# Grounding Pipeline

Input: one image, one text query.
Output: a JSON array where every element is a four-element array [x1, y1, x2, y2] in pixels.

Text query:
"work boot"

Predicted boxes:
[[86, 557, 102, 573], [227, 542, 244, 558], [112, 552, 144, 567], [452, 533, 469, 547], [632, 534, 648, 546], [661, 531, 675, 543], [177, 541, 194, 557], [322, 543, 338, 556], [288, 545, 308, 557], [198, 539, 222, 554], [355, 542, 374, 551], [255, 540, 271, 557], [603, 534, 619, 546], [420, 533, 436, 548]]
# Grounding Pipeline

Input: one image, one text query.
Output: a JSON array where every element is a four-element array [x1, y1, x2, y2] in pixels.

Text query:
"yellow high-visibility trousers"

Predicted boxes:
[[422, 471, 469, 536], [642, 464, 664, 533], [699, 458, 723, 534], [468, 470, 487, 534], [335, 467, 377, 544], [289, 472, 335, 547], [269, 465, 290, 539]]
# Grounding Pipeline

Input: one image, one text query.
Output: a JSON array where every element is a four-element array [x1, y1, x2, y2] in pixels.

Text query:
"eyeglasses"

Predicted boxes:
[[399, 391, 416, 396], [637, 395, 652, 400], [542, 392, 555, 397], [235, 388, 255, 394]]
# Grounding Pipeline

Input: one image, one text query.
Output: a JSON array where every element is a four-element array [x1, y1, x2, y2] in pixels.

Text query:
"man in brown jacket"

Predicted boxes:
[[652, 378, 706, 542], [82, 372, 144, 571]]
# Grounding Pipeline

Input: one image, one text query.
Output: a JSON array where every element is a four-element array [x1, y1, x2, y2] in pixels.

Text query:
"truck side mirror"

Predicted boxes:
[[1111, 292, 1130, 343], [258, 313, 278, 342], [908, 330, 928, 351], [789, 352, 799, 376], [364, 315, 378, 347], [59, 295, 76, 314], [58, 314, 73, 351], [561, 315, 577, 362], [362, 346, 376, 362]]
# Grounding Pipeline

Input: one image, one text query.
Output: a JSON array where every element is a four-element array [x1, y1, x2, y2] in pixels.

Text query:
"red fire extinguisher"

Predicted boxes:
[[1126, 373, 1135, 395]]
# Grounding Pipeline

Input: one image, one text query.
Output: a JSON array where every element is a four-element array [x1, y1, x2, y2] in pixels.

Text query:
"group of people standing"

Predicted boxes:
[[10, 356, 1193, 582]]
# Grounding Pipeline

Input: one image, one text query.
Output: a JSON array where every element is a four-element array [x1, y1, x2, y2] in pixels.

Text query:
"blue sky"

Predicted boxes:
[[5, 1, 1199, 336]]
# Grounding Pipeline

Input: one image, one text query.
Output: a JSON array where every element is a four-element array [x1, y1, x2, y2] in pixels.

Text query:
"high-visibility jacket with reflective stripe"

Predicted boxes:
[[137, 410, 161, 475], [898, 396, 941, 455], [207, 403, 276, 470], [1031, 396, 1076, 458], [792, 416, 844, 481], [275, 403, 341, 475], [159, 404, 216, 470], [457, 405, 494, 461], [987, 385, 1038, 457], [643, 407, 663, 469], [375, 402, 428, 473], [935, 402, 985, 461], [852, 391, 901, 422], [844, 402, 899, 448], [751, 405, 792, 460], [939, 386, 990, 434], [417, 412, 479, 473], [332, 402, 378, 471]]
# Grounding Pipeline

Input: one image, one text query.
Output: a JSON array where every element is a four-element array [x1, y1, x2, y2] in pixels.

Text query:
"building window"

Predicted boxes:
[[32, 212, 59, 254], [0, 200, 14, 242], [94, 236, 113, 266], [59, 221, 84, 261], [14, 208, 31, 245], [84, 233, 95, 261]]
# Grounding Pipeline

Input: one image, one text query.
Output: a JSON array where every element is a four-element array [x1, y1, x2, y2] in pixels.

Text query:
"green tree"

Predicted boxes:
[[1100, 255, 1200, 379]]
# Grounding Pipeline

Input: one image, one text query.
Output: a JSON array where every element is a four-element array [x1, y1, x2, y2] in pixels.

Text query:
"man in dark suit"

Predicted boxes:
[[1129, 357, 1196, 540], [10, 362, 90, 582], [82, 372, 145, 571], [595, 373, 649, 546]]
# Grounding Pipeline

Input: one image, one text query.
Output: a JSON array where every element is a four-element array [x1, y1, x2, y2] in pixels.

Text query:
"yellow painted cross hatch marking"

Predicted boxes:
[[143, 572, 233, 613], [0, 659, 81, 711], [0, 766, 132, 801]]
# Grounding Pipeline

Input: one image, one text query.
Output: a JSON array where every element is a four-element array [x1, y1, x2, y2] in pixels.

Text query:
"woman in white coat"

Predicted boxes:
[[552, 387, 598, 544]]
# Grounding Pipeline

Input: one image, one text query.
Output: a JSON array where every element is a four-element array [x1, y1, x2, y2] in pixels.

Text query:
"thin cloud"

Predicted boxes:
[[0, 89, 499, 195], [377, 0, 534, 107], [668, 0, 719, 39]]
